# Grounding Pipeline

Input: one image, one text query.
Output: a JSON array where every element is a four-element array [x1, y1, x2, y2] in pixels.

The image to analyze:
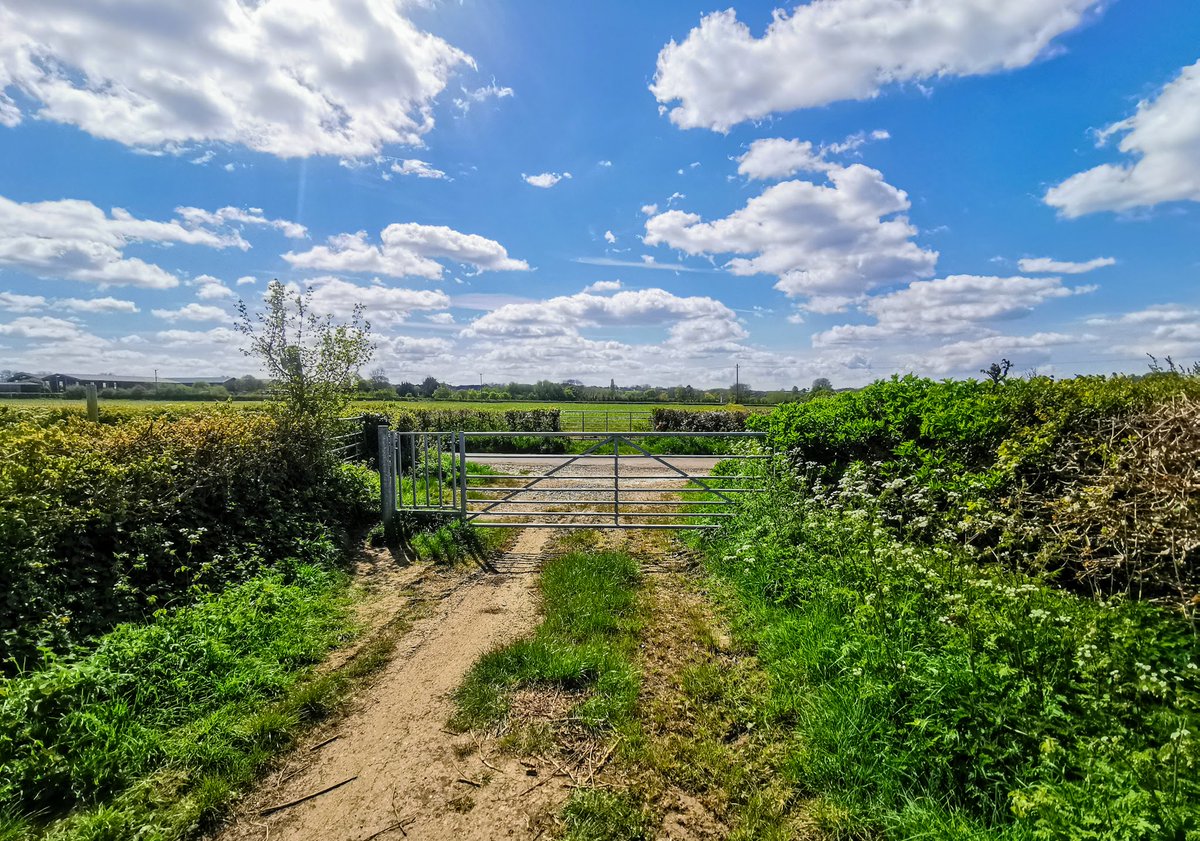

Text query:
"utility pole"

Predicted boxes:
[[735, 363, 739, 403], [154, 368, 158, 390], [479, 373, 483, 391]]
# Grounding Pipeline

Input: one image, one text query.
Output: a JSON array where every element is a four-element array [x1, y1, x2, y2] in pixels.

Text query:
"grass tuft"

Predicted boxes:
[[452, 550, 641, 732], [560, 789, 653, 841]]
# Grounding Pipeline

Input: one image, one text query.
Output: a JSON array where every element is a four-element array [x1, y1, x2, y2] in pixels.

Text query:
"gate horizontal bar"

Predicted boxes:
[[463, 431, 765, 438], [467, 511, 731, 519], [463, 484, 763, 491], [464, 498, 730, 506], [469, 522, 720, 530], [466, 473, 758, 481], [463, 454, 768, 461]]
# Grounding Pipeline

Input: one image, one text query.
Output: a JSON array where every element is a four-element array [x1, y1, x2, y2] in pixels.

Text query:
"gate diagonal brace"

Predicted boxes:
[[467, 434, 617, 520], [620, 436, 735, 505]]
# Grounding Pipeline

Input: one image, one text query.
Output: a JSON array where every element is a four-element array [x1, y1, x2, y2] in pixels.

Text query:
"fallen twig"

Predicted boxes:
[[549, 756, 579, 786], [585, 738, 620, 786], [308, 734, 341, 752], [456, 777, 482, 787], [475, 735, 503, 773], [357, 818, 414, 841], [259, 776, 358, 816]]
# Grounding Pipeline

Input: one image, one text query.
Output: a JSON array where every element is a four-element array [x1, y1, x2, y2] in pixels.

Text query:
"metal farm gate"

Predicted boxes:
[[376, 430, 768, 530]]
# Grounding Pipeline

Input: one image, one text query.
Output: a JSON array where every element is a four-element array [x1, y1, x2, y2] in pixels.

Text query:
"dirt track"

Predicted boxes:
[[214, 458, 710, 841], [215, 529, 565, 841]]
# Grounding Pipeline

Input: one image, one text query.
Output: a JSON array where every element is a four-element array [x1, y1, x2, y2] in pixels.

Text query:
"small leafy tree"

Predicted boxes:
[[981, 358, 1012, 384], [236, 281, 374, 428], [418, 375, 440, 398]]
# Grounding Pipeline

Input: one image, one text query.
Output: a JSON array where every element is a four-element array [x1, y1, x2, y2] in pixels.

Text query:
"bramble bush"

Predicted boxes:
[[0, 409, 375, 670]]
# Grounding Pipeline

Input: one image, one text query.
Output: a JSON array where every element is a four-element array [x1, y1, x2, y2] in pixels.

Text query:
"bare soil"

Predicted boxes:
[[213, 528, 566, 841]]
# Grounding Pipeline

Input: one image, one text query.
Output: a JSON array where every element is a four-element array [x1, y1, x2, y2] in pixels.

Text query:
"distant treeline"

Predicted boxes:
[[380, 374, 835, 405], [5, 372, 838, 405]]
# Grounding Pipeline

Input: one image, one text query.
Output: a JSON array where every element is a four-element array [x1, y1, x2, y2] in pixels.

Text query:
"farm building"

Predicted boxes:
[[0, 373, 47, 394], [9, 373, 236, 392]]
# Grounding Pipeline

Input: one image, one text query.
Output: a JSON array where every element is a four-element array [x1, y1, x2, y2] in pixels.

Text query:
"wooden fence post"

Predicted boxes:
[[85, 383, 99, 422]]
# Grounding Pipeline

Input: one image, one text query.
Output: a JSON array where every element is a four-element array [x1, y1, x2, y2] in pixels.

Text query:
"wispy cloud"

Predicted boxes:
[[574, 256, 713, 273]]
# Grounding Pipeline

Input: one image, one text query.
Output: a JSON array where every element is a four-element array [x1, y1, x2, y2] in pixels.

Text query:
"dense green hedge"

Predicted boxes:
[[750, 374, 1200, 605], [386, 407, 561, 433], [0, 410, 375, 670], [651, 408, 748, 432]]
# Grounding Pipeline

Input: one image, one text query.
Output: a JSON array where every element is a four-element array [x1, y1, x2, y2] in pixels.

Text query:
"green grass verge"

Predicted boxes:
[[699, 482, 1200, 840], [451, 550, 642, 732], [561, 790, 653, 841], [0, 564, 366, 841]]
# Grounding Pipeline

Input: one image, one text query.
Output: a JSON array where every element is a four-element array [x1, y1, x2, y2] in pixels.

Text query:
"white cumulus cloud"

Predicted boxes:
[[0, 195, 250, 289], [901, 332, 1080, 376], [0, 0, 472, 158], [0, 315, 90, 340], [643, 163, 937, 302], [463, 287, 745, 349], [1045, 59, 1200, 216], [522, 172, 572, 189], [59, 296, 139, 313], [583, 280, 623, 293], [738, 131, 892, 180], [0, 291, 47, 312], [813, 274, 1093, 345], [152, 303, 230, 323], [652, 1, 1103, 131], [303, 276, 450, 327], [283, 223, 530, 280], [737, 138, 832, 180]]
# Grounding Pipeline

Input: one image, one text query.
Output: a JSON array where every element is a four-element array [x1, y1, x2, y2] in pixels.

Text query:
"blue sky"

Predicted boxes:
[[0, 0, 1197, 389]]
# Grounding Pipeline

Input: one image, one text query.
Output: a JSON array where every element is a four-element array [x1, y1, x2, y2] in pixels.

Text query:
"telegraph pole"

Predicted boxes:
[[735, 363, 739, 403]]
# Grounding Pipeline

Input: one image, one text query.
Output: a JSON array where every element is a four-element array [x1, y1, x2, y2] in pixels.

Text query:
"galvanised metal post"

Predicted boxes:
[[378, 426, 394, 525], [613, 434, 619, 525], [458, 431, 468, 522]]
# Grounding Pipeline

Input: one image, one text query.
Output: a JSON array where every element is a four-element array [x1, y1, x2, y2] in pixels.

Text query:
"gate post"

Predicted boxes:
[[613, 435, 620, 525], [458, 431, 468, 522], [378, 426, 395, 525]]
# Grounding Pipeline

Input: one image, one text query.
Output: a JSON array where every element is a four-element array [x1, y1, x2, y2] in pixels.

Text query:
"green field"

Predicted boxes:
[[0, 396, 753, 416]]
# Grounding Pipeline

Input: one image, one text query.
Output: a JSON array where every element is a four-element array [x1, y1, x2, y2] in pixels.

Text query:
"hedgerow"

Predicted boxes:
[[651, 408, 748, 432], [750, 373, 1200, 609], [0, 409, 375, 670]]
